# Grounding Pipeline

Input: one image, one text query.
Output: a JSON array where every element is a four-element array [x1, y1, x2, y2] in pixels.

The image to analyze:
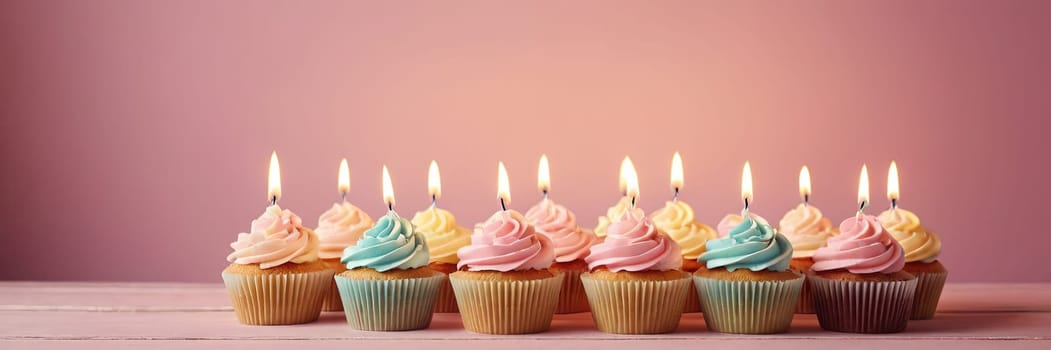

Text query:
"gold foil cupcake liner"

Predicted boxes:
[[221, 268, 334, 325], [910, 270, 948, 320], [334, 273, 444, 331], [694, 273, 804, 334], [449, 272, 563, 334], [581, 273, 691, 334], [809, 273, 918, 333], [433, 272, 459, 313], [555, 269, 590, 314]]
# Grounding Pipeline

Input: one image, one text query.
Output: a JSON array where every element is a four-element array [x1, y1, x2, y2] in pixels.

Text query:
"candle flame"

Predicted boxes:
[[498, 161, 511, 206], [625, 157, 640, 201], [741, 161, 753, 205], [428, 160, 442, 200], [337, 158, 350, 195], [670, 152, 684, 191], [858, 164, 870, 209], [382, 165, 395, 209], [619, 156, 634, 194], [799, 166, 811, 199], [267, 151, 281, 203], [887, 161, 899, 202], [537, 154, 550, 193]]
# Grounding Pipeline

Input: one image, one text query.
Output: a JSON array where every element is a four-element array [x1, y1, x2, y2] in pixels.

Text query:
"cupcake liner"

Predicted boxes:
[[433, 272, 459, 313], [581, 274, 691, 334], [809, 273, 917, 333], [449, 272, 563, 334], [334, 273, 444, 331], [694, 274, 804, 334], [322, 274, 343, 312], [910, 270, 948, 320], [795, 274, 815, 314], [221, 268, 334, 325], [684, 283, 701, 313], [555, 269, 590, 314]]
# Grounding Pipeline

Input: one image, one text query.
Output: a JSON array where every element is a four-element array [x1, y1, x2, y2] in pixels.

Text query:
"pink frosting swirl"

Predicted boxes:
[[456, 210, 555, 272], [811, 214, 906, 274], [525, 199, 597, 262], [227, 205, 320, 269], [586, 212, 682, 272], [315, 202, 374, 259]]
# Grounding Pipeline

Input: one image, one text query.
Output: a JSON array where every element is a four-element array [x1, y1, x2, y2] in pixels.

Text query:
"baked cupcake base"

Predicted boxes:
[[449, 269, 563, 334], [789, 258, 816, 314], [221, 260, 333, 325], [809, 270, 917, 333], [550, 260, 590, 314], [582, 269, 690, 334], [428, 262, 459, 313], [694, 267, 803, 334], [335, 267, 444, 331], [903, 260, 948, 320]]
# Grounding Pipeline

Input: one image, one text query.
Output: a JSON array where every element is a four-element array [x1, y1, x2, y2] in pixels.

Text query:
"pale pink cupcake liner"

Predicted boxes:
[[449, 272, 563, 334], [555, 269, 590, 314]]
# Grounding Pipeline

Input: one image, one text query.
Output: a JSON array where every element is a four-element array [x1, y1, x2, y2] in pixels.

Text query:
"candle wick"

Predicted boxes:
[[630, 196, 637, 208], [542, 188, 548, 200], [803, 194, 809, 208], [500, 197, 507, 211], [388, 202, 393, 212], [891, 198, 898, 210], [341, 191, 347, 203], [743, 197, 750, 211], [270, 196, 277, 207], [431, 194, 437, 209], [673, 187, 679, 202]]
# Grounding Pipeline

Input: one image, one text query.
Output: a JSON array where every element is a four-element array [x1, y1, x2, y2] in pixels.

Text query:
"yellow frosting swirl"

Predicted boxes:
[[593, 196, 638, 237], [877, 208, 941, 263], [649, 200, 716, 259], [411, 207, 471, 264]]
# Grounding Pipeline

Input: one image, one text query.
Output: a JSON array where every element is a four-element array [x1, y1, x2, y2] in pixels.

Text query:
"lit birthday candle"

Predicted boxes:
[[650, 152, 717, 278], [313, 159, 375, 311], [593, 157, 637, 237], [777, 166, 837, 260], [716, 162, 769, 236], [409, 161, 470, 312]]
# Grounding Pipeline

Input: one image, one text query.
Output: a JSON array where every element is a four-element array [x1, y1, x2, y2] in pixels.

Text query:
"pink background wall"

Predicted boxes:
[[1, 0, 1048, 282]]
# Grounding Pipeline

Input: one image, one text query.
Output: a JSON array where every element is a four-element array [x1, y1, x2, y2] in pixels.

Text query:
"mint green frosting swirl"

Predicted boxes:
[[699, 213, 793, 272], [341, 211, 429, 272]]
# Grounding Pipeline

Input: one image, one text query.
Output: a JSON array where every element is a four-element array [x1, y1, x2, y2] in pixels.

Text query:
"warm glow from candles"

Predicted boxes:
[[858, 164, 870, 209], [799, 166, 811, 200], [337, 158, 350, 196], [382, 165, 395, 209], [624, 158, 640, 202], [741, 161, 753, 206], [498, 161, 511, 207], [887, 161, 899, 202], [619, 156, 634, 194], [267, 151, 281, 203], [537, 154, 550, 193], [671, 152, 684, 191], [428, 161, 442, 201]]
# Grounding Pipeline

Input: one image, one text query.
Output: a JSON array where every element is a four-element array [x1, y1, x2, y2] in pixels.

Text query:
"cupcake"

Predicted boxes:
[[451, 210, 561, 334], [879, 208, 945, 320], [650, 200, 717, 313], [778, 203, 838, 313], [411, 207, 471, 313], [582, 212, 689, 334], [336, 210, 443, 331], [314, 202, 374, 311], [593, 196, 633, 238], [222, 205, 333, 325], [810, 214, 917, 333], [696, 212, 802, 334], [525, 198, 598, 314]]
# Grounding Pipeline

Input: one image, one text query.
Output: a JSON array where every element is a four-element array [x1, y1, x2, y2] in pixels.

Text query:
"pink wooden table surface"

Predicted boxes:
[[1, 282, 1048, 349]]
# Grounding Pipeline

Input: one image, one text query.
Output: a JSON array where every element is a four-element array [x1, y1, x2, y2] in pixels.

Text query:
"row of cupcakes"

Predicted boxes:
[[221, 153, 945, 334]]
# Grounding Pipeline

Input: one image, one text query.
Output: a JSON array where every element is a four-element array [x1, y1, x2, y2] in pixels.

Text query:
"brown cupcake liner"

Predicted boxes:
[[555, 269, 590, 314], [334, 273, 444, 331], [694, 273, 804, 334], [581, 273, 690, 334], [910, 270, 948, 320], [796, 274, 815, 314], [684, 283, 702, 313], [449, 272, 563, 334], [433, 271, 459, 313], [221, 268, 334, 325], [809, 273, 917, 333]]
